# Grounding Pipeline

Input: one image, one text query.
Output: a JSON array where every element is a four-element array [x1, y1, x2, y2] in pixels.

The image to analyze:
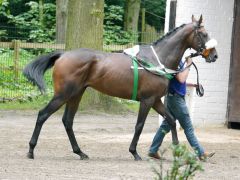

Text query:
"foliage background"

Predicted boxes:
[[0, 0, 166, 43], [0, 0, 166, 110]]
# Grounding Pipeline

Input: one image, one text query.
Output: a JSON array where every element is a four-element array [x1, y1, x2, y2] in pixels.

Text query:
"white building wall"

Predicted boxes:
[[164, 0, 234, 126]]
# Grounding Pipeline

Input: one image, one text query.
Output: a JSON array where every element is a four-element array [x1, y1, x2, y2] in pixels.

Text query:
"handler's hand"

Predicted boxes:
[[186, 83, 197, 87], [186, 57, 193, 66]]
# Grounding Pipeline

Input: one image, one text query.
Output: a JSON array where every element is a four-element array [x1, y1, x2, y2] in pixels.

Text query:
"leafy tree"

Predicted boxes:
[[0, 0, 167, 44], [104, 4, 135, 45], [142, 0, 166, 31], [0, 0, 56, 42], [0, 0, 10, 40], [8, 1, 56, 42], [105, 0, 125, 7]]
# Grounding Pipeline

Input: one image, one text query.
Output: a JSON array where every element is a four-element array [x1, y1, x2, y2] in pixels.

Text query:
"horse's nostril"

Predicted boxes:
[[214, 54, 218, 59]]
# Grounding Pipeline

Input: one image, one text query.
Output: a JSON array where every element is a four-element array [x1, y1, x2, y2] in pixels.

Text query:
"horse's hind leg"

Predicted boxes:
[[62, 89, 89, 160], [153, 100, 179, 145], [27, 95, 65, 159], [129, 97, 155, 161]]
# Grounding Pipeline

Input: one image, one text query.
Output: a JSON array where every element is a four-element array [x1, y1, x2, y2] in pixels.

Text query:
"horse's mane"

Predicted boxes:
[[152, 24, 186, 45]]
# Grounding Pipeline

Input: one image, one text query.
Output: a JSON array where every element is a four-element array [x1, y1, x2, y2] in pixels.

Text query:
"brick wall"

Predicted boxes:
[[164, 0, 234, 126]]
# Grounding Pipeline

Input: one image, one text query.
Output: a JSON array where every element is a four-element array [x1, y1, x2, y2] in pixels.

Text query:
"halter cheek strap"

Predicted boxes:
[[193, 26, 207, 54]]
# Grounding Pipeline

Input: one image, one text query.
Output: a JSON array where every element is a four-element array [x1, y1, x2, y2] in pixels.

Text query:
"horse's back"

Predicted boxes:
[[52, 49, 130, 96], [52, 48, 168, 100]]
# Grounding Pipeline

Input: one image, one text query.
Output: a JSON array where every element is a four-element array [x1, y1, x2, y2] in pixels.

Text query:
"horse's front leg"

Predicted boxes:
[[153, 100, 179, 145], [129, 97, 155, 161]]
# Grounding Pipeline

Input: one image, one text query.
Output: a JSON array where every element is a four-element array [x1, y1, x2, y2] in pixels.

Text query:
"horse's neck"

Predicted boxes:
[[153, 25, 193, 70], [155, 43, 187, 70]]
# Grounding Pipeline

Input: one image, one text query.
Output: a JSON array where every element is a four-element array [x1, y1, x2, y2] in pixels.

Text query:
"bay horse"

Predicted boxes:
[[23, 15, 218, 161]]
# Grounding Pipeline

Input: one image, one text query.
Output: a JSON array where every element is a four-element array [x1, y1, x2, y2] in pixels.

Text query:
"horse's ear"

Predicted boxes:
[[198, 14, 203, 26], [192, 15, 197, 22]]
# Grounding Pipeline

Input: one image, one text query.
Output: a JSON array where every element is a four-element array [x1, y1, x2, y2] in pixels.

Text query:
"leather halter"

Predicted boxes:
[[192, 25, 207, 56], [151, 25, 208, 74]]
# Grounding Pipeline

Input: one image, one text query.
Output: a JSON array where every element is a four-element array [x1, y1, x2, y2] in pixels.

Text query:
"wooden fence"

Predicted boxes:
[[0, 41, 65, 78], [0, 41, 134, 101], [0, 41, 65, 101]]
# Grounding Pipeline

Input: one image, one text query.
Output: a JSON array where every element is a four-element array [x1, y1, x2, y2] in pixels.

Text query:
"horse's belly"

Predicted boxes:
[[90, 75, 133, 99], [89, 70, 168, 100]]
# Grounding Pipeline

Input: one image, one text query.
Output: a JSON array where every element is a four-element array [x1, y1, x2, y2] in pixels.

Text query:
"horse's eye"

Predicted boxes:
[[203, 33, 208, 38]]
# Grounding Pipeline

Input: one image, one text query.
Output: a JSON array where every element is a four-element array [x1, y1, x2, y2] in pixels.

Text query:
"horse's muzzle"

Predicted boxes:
[[212, 54, 218, 62], [205, 48, 218, 63]]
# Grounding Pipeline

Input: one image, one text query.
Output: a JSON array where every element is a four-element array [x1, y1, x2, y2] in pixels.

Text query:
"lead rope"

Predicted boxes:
[[192, 62, 204, 97], [150, 48, 204, 97]]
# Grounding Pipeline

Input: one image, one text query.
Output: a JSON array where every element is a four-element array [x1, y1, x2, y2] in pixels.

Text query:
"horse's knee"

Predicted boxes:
[[135, 122, 144, 131], [62, 120, 73, 131], [62, 118, 67, 127], [63, 122, 70, 130], [36, 110, 48, 126]]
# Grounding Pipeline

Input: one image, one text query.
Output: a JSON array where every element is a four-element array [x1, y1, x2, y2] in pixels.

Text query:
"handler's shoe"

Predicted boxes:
[[148, 152, 161, 160], [199, 152, 215, 161]]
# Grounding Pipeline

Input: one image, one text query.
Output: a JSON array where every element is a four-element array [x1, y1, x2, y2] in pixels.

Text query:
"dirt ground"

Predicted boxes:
[[0, 110, 240, 180]]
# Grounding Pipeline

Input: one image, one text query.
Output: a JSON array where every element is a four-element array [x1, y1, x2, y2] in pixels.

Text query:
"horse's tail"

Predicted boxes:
[[23, 51, 63, 94]]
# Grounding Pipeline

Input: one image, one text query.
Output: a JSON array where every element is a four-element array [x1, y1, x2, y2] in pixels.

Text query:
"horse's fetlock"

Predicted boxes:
[[29, 142, 36, 149], [129, 148, 136, 154], [73, 149, 81, 155]]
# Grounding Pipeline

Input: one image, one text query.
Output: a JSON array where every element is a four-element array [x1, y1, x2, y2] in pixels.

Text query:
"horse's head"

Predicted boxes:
[[188, 15, 218, 63]]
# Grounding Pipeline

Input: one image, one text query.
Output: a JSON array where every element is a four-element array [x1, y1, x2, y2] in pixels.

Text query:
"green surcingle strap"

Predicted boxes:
[[131, 57, 174, 101], [131, 58, 139, 101]]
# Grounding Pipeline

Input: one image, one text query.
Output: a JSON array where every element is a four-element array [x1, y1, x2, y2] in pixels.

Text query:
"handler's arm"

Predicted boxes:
[[175, 57, 192, 83]]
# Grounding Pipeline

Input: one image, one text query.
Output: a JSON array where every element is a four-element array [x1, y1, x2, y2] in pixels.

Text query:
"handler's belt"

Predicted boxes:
[[168, 92, 184, 98]]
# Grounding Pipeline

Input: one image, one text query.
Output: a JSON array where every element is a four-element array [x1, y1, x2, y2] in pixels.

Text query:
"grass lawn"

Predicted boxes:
[[0, 93, 144, 115]]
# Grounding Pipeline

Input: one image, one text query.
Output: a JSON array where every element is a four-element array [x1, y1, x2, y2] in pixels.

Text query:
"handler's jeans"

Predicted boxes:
[[149, 93, 204, 156]]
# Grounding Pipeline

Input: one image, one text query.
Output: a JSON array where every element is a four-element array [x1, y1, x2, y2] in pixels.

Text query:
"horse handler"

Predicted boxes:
[[148, 56, 215, 161]]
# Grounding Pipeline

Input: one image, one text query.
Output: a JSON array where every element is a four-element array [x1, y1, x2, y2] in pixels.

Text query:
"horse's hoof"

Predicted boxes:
[[27, 152, 34, 159], [80, 153, 89, 160], [134, 154, 142, 161]]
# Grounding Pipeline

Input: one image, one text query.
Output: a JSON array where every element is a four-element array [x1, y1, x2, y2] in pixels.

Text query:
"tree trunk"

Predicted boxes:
[[124, 0, 141, 33], [66, 0, 104, 50], [39, 0, 44, 28], [65, 0, 106, 108], [56, 0, 68, 43]]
